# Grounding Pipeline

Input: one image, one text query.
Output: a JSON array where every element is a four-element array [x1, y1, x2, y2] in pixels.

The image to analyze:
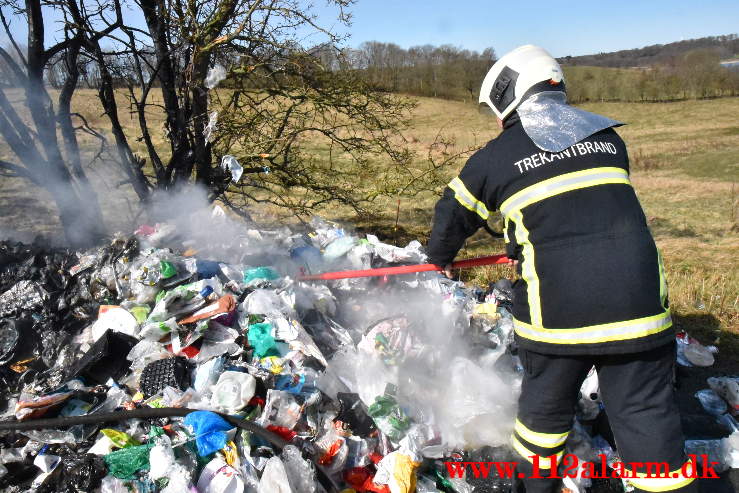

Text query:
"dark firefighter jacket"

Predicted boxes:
[[427, 114, 674, 355]]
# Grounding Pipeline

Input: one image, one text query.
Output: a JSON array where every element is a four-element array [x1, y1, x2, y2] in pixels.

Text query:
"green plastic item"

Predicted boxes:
[[367, 394, 411, 441], [155, 289, 167, 304], [243, 267, 279, 284], [159, 261, 177, 279], [367, 394, 397, 417], [436, 469, 455, 489], [101, 429, 140, 449], [148, 426, 165, 438], [128, 305, 151, 324], [103, 443, 155, 479], [247, 322, 279, 358]]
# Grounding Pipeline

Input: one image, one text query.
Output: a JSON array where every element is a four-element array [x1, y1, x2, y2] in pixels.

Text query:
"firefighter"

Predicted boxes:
[[427, 45, 697, 493]]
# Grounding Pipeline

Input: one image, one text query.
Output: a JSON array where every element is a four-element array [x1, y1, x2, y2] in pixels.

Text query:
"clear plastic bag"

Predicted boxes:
[[258, 390, 302, 429], [257, 456, 293, 493], [281, 445, 317, 493], [242, 289, 294, 318], [684, 439, 730, 473], [20, 428, 78, 444]]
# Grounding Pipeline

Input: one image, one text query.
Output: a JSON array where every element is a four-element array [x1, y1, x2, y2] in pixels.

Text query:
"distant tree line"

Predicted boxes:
[[558, 34, 739, 68], [565, 49, 739, 102], [342, 41, 739, 103], [2, 35, 738, 106], [342, 42, 496, 100]]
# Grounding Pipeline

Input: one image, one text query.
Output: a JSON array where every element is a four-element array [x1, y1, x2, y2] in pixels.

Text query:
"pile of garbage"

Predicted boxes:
[[0, 212, 736, 493]]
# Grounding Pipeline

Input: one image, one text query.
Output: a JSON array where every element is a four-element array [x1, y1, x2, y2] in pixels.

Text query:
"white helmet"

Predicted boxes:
[[479, 45, 564, 120]]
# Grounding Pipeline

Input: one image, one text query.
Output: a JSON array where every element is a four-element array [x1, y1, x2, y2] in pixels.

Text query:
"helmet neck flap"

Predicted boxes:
[[479, 45, 623, 152]]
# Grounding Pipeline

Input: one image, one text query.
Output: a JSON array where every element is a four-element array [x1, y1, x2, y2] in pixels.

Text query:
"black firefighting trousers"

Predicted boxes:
[[512, 342, 698, 493]]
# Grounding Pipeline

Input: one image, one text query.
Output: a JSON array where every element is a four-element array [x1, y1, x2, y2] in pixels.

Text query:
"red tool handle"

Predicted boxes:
[[297, 254, 509, 281]]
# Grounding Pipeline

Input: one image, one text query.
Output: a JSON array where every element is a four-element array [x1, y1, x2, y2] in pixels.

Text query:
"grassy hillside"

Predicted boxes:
[[0, 91, 737, 342], [404, 97, 739, 342]]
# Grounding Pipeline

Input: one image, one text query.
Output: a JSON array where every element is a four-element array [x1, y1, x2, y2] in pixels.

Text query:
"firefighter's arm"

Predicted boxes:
[[427, 187, 486, 268], [427, 159, 491, 268]]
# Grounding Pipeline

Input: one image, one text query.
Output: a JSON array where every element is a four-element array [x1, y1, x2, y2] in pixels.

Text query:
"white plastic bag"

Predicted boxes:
[[211, 371, 257, 414], [198, 457, 245, 493], [221, 155, 244, 183], [149, 435, 175, 481], [205, 65, 227, 89]]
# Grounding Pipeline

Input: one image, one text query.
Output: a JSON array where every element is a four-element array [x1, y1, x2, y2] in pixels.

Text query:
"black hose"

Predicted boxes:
[[0, 407, 288, 447], [0, 407, 341, 492]]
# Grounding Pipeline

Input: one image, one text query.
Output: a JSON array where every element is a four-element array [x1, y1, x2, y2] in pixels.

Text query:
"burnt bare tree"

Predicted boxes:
[[1, 0, 464, 242], [0, 0, 111, 246]]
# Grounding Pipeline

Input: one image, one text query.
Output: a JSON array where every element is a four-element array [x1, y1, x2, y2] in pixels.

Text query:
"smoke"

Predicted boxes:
[[320, 276, 518, 451], [373, 286, 516, 450]]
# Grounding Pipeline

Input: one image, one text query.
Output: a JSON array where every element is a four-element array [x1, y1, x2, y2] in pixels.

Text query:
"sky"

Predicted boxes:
[[331, 0, 739, 57], [1, 0, 737, 58]]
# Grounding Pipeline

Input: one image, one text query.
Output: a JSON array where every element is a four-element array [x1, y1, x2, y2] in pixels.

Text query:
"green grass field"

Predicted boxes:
[[0, 90, 737, 348]]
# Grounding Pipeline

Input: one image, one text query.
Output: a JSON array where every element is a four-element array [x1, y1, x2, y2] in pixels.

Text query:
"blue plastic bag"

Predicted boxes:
[[183, 411, 235, 456]]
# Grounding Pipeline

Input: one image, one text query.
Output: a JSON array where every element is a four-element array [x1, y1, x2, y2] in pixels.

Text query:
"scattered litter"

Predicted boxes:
[[204, 64, 227, 89], [676, 330, 717, 367], [221, 155, 244, 183], [0, 217, 735, 492], [204, 111, 218, 143]]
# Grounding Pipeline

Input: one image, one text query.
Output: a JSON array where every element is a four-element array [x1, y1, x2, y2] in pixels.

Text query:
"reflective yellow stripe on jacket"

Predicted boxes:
[[449, 177, 490, 220], [513, 311, 672, 344], [499, 167, 631, 217], [500, 166, 672, 344]]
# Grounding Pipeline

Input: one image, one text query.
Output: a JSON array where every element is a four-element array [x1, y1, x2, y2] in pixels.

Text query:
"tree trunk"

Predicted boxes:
[[191, 54, 212, 186], [92, 44, 151, 201], [23, 0, 106, 246], [139, 0, 193, 186]]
